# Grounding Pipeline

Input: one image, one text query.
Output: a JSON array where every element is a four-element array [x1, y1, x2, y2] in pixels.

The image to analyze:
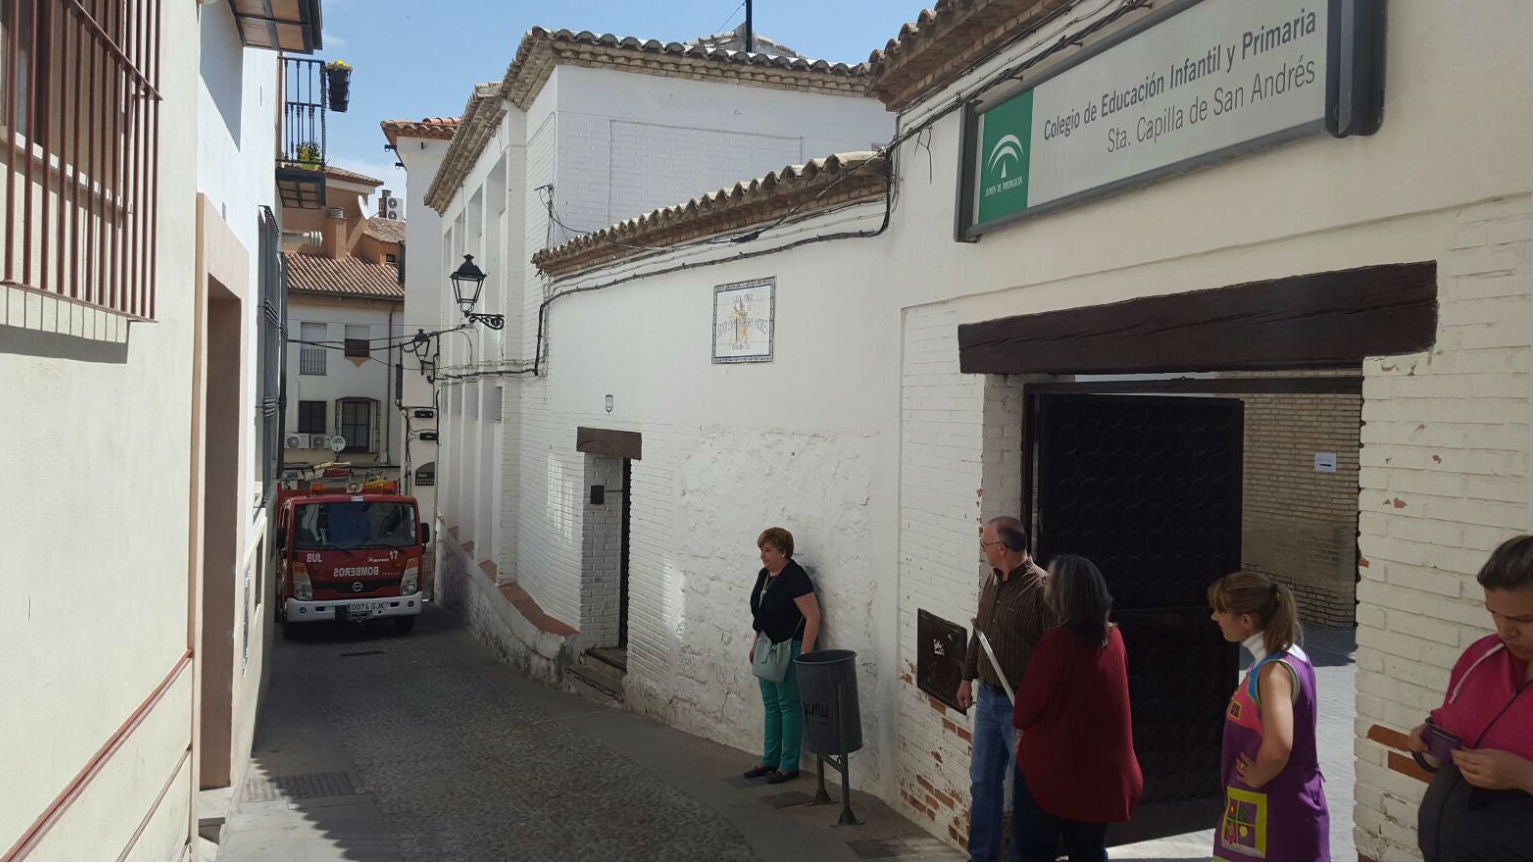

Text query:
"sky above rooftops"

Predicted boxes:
[[318, 0, 920, 216]]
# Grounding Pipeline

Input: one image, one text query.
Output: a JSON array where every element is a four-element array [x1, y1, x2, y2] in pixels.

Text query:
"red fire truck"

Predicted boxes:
[[274, 466, 431, 637]]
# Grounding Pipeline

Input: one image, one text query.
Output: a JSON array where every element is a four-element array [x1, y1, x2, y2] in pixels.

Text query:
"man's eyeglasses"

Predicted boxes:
[[979, 539, 1006, 550]]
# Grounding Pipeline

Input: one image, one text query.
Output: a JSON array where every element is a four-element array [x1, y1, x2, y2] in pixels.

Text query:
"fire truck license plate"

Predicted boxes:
[[346, 601, 388, 617]]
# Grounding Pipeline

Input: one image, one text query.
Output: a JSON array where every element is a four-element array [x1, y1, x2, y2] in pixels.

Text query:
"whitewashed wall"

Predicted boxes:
[[285, 299, 402, 460], [547, 65, 892, 240], [196, 1, 279, 512], [527, 201, 901, 792], [0, 1, 202, 858], [395, 136, 448, 519], [876, 1, 1532, 854]]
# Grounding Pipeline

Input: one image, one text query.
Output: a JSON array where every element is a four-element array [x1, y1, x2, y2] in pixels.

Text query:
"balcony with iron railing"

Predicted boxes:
[[277, 56, 348, 209]]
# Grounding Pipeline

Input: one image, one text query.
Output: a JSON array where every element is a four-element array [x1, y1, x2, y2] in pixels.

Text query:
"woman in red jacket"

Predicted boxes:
[[1011, 554, 1143, 861]]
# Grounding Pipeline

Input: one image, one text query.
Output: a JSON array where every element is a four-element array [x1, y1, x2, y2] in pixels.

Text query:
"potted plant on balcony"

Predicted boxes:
[[325, 60, 351, 112], [296, 141, 322, 170]]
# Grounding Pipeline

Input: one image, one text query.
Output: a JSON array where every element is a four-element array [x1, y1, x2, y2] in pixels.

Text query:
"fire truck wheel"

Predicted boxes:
[[394, 616, 416, 635]]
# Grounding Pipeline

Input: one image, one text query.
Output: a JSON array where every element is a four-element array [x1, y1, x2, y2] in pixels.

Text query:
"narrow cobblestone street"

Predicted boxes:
[[217, 605, 953, 861], [217, 606, 1359, 862]]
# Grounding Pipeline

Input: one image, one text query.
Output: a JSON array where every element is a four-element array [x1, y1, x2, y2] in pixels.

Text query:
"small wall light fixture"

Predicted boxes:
[[450, 254, 503, 329], [605, 394, 614, 413]]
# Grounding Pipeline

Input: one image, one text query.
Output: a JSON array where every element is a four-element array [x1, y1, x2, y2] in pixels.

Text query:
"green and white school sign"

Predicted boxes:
[[977, 90, 1035, 225], [962, 0, 1382, 237]]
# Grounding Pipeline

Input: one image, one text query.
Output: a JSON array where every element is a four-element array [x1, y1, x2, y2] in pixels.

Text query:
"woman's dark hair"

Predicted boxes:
[[1207, 571, 1302, 656], [757, 526, 794, 558], [1477, 535, 1533, 591], [1046, 554, 1113, 646]]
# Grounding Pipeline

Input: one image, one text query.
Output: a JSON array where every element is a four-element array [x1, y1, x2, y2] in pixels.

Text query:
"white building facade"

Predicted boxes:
[[382, 118, 456, 530], [398, 23, 895, 674], [416, 2, 1531, 859], [3, 0, 314, 857]]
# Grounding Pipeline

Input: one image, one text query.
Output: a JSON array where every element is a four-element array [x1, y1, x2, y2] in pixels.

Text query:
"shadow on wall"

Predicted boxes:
[[0, 323, 130, 363], [198, 0, 244, 142]]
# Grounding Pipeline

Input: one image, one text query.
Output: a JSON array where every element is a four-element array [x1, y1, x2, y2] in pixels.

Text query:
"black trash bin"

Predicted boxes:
[[795, 649, 863, 756]]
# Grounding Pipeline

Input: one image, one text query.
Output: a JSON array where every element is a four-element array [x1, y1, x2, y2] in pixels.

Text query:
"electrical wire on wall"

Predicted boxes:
[[423, 0, 1151, 382]]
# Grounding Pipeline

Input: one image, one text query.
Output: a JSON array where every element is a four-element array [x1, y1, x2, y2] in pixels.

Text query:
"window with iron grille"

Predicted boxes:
[[299, 321, 326, 374], [344, 323, 369, 358], [1, 0, 163, 320], [297, 400, 325, 434]]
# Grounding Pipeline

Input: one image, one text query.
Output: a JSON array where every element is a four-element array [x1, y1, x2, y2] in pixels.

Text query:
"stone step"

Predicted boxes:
[[587, 646, 628, 673], [568, 656, 624, 701]]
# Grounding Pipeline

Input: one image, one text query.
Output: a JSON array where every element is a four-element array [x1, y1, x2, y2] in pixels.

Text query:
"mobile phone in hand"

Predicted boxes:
[[1422, 723, 1461, 764]]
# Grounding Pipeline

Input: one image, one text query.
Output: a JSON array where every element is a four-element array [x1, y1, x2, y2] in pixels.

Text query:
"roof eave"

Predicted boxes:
[[532, 152, 889, 279], [866, 0, 1075, 111]]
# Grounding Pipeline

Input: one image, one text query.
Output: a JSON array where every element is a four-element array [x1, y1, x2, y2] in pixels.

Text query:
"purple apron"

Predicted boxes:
[[1214, 646, 1330, 861]]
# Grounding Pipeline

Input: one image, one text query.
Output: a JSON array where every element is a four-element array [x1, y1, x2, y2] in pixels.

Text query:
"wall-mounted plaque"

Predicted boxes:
[[712, 278, 774, 363], [917, 609, 968, 713]]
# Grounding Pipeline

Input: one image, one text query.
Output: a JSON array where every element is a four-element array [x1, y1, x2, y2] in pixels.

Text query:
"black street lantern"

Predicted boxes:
[[450, 254, 503, 329]]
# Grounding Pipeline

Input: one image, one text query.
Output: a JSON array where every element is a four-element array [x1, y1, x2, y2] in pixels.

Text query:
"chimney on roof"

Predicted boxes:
[[324, 205, 347, 258]]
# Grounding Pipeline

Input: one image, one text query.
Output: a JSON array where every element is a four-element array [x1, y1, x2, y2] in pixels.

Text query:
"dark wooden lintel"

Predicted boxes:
[[1025, 376, 1362, 395], [576, 427, 642, 460], [959, 262, 1437, 376]]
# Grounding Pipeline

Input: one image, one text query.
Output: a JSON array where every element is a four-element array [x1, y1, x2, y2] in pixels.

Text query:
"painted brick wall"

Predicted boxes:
[[620, 420, 888, 791], [1353, 194, 1533, 861], [580, 453, 624, 647], [509, 406, 588, 629], [894, 305, 993, 846], [1240, 391, 1364, 627], [606, 121, 802, 227]]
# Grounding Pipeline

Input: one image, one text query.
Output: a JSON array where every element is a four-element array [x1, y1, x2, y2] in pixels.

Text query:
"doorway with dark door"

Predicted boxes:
[[572, 447, 634, 700], [1025, 393, 1244, 841]]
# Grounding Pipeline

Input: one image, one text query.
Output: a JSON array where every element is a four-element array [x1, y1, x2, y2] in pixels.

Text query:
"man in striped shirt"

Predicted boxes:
[[957, 516, 1056, 861]]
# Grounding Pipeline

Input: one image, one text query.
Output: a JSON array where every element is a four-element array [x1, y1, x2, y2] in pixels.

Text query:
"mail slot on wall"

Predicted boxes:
[[917, 609, 968, 713]]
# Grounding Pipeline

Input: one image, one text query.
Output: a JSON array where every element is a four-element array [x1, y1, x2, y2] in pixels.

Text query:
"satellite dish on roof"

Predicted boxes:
[[329, 435, 347, 453]]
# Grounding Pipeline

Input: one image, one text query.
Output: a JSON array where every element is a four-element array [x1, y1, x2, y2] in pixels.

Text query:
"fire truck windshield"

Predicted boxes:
[[294, 501, 419, 550]]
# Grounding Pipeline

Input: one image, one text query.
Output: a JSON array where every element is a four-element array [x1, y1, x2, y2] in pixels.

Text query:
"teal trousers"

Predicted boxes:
[[758, 639, 803, 771]]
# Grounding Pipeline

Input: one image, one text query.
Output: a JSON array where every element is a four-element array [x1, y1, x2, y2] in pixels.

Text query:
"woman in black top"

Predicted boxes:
[[744, 527, 821, 784]]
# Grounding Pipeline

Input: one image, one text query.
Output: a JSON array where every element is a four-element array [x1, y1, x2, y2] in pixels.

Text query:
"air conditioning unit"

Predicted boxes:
[[285, 433, 304, 449], [379, 194, 401, 220], [308, 433, 330, 448]]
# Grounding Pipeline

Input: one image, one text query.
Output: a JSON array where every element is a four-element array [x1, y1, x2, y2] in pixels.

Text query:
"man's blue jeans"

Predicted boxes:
[[968, 682, 1017, 861]]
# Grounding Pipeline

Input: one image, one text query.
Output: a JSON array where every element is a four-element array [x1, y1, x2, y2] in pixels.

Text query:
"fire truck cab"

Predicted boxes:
[[274, 466, 430, 637]]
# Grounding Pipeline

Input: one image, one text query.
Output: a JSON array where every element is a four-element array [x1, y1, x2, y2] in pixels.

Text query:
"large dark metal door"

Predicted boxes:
[[618, 458, 631, 648], [1029, 394, 1242, 835]]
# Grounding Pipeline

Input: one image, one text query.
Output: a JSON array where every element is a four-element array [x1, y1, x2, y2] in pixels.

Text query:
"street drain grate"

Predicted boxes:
[[242, 771, 357, 803], [762, 791, 814, 808], [340, 650, 386, 657]]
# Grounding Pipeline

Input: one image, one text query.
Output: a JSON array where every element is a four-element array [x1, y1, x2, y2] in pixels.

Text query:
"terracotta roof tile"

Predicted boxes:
[[324, 165, 386, 186], [427, 27, 877, 214], [686, 25, 805, 59], [503, 27, 868, 111], [425, 83, 509, 212], [867, 0, 1074, 110], [362, 217, 405, 244], [532, 151, 888, 278], [381, 116, 460, 148], [285, 253, 403, 299]]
